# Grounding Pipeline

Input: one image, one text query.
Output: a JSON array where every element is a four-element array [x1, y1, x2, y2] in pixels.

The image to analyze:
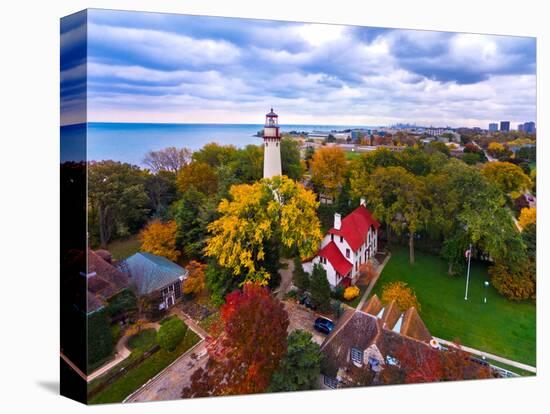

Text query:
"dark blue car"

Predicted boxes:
[[314, 317, 334, 335]]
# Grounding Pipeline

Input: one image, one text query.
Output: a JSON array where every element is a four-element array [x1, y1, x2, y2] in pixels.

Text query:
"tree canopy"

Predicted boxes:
[[310, 146, 348, 199], [205, 176, 322, 284]]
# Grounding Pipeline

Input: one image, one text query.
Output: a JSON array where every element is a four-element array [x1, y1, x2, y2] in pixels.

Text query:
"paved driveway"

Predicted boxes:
[[283, 301, 328, 345]]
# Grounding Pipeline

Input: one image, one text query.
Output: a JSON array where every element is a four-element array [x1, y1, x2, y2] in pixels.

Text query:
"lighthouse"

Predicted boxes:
[[263, 108, 282, 178]]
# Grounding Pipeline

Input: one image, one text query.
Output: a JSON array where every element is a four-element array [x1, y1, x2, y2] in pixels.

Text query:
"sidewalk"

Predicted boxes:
[[87, 321, 161, 382], [356, 252, 392, 310], [434, 337, 537, 373]]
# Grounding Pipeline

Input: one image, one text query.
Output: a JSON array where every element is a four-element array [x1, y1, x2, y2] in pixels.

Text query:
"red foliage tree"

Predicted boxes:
[[395, 343, 443, 384], [182, 284, 289, 397]]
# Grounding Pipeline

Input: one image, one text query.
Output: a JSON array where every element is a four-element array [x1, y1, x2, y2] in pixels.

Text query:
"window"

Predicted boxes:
[[331, 234, 334, 242], [340, 236, 343, 243], [368, 357, 381, 370], [174, 281, 182, 299], [323, 375, 338, 389], [350, 348, 363, 366], [265, 142, 268, 147], [386, 355, 400, 367], [346, 249, 350, 258]]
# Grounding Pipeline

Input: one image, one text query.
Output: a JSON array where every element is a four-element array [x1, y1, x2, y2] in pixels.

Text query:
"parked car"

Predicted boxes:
[[314, 317, 334, 335], [299, 294, 316, 310]]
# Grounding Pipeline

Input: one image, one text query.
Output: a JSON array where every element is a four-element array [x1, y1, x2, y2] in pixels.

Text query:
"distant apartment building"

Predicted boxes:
[[523, 121, 536, 134], [489, 123, 498, 132], [518, 123, 524, 132], [500, 121, 510, 132]]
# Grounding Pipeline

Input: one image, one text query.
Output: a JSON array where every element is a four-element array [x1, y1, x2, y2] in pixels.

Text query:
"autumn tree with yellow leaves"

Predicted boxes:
[[310, 146, 348, 199], [518, 207, 536, 229], [205, 176, 322, 285], [140, 219, 180, 261]]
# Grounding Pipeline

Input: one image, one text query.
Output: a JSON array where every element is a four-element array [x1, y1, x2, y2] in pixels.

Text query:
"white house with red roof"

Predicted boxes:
[[303, 198, 380, 288]]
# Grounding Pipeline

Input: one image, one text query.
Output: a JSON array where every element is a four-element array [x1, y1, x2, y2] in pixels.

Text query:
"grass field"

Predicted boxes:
[[345, 151, 361, 161], [107, 234, 141, 260], [89, 327, 200, 404], [371, 247, 536, 366]]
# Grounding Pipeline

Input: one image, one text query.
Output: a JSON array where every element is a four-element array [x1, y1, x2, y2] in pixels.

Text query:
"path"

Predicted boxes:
[[276, 258, 294, 299], [124, 310, 208, 403], [356, 252, 392, 310], [434, 337, 537, 373], [87, 321, 160, 382], [472, 140, 496, 162]]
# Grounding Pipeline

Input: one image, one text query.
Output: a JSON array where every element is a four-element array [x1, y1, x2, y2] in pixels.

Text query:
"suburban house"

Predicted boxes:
[[319, 295, 435, 389], [86, 249, 129, 314], [118, 252, 188, 310], [303, 199, 380, 287]]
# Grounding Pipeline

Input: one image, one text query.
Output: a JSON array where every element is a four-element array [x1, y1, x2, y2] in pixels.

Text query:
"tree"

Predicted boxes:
[[230, 144, 263, 183], [487, 142, 510, 160], [183, 260, 207, 295], [425, 141, 450, 157], [144, 170, 177, 217], [310, 146, 348, 199], [310, 264, 331, 311], [143, 146, 191, 173], [392, 342, 442, 384], [205, 176, 322, 284], [522, 223, 536, 261], [281, 137, 304, 180], [426, 160, 523, 275], [381, 281, 420, 312], [157, 317, 187, 351], [205, 262, 244, 306], [355, 166, 429, 263], [292, 256, 310, 291], [358, 261, 377, 284], [518, 207, 536, 229], [268, 330, 322, 392], [176, 162, 218, 196], [88, 161, 150, 248], [140, 219, 180, 261], [182, 284, 289, 397], [192, 142, 238, 168], [462, 152, 482, 165], [174, 188, 215, 259], [87, 308, 113, 369], [481, 162, 532, 197]]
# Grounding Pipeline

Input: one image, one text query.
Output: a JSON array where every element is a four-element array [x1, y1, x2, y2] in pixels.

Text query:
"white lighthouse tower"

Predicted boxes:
[[263, 108, 282, 178]]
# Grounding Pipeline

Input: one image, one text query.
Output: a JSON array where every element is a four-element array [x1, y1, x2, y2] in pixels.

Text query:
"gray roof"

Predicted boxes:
[[119, 252, 188, 295]]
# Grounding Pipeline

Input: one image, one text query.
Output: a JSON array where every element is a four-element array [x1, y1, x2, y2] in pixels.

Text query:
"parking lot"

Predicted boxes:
[[283, 300, 330, 345]]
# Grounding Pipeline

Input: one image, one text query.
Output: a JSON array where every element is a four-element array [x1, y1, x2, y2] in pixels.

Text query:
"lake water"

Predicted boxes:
[[81, 122, 376, 166]]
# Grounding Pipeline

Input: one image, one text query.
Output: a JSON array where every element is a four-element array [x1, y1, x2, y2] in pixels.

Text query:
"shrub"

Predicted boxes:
[[87, 308, 114, 369], [490, 262, 535, 301], [381, 281, 420, 312], [157, 317, 187, 351], [343, 285, 360, 301], [111, 324, 122, 345], [332, 300, 344, 318], [331, 284, 345, 301]]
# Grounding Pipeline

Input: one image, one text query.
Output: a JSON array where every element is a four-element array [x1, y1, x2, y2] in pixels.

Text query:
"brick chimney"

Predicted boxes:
[[334, 213, 342, 230]]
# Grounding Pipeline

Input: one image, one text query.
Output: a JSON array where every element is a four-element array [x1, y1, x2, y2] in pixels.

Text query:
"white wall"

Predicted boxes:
[[263, 139, 282, 178]]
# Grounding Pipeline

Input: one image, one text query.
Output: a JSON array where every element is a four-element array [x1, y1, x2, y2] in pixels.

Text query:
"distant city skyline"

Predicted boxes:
[[61, 10, 536, 127]]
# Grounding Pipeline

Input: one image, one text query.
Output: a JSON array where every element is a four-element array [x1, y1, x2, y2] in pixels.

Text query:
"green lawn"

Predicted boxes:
[[371, 247, 536, 366], [107, 235, 141, 260], [127, 329, 157, 351], [89, 327, 201, 404], [345, 151, 361, 161]]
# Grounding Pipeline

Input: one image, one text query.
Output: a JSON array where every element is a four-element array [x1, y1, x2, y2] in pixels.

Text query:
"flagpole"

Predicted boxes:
[[464, 244, 472, 300]]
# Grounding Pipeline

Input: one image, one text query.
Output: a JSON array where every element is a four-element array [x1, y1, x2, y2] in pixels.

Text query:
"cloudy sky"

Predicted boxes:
[[61, 9, 536, 127]]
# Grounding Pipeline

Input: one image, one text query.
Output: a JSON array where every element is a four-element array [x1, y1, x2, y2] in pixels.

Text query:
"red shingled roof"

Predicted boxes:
[[328, 205, 380, 251], [318, 241, 352, 276]]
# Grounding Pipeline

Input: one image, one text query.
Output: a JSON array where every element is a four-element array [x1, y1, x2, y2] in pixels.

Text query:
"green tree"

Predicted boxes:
[[268, 330, 322, 392], [88, 161, 150, 248], [230, 144, 263, 183], [87, 309, 113, 369], [176, 162, 219, 196], [281, 137, 304, 180], [292, 256, 310, 291], [157, 317, 187, 352], [205, 262, 244, 306], [192, 142, 238, 168], [522, 223, 536, 261], [356, 166, 429, 264], [144, 170, 177, 218], [310, 264, 331, 310]]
